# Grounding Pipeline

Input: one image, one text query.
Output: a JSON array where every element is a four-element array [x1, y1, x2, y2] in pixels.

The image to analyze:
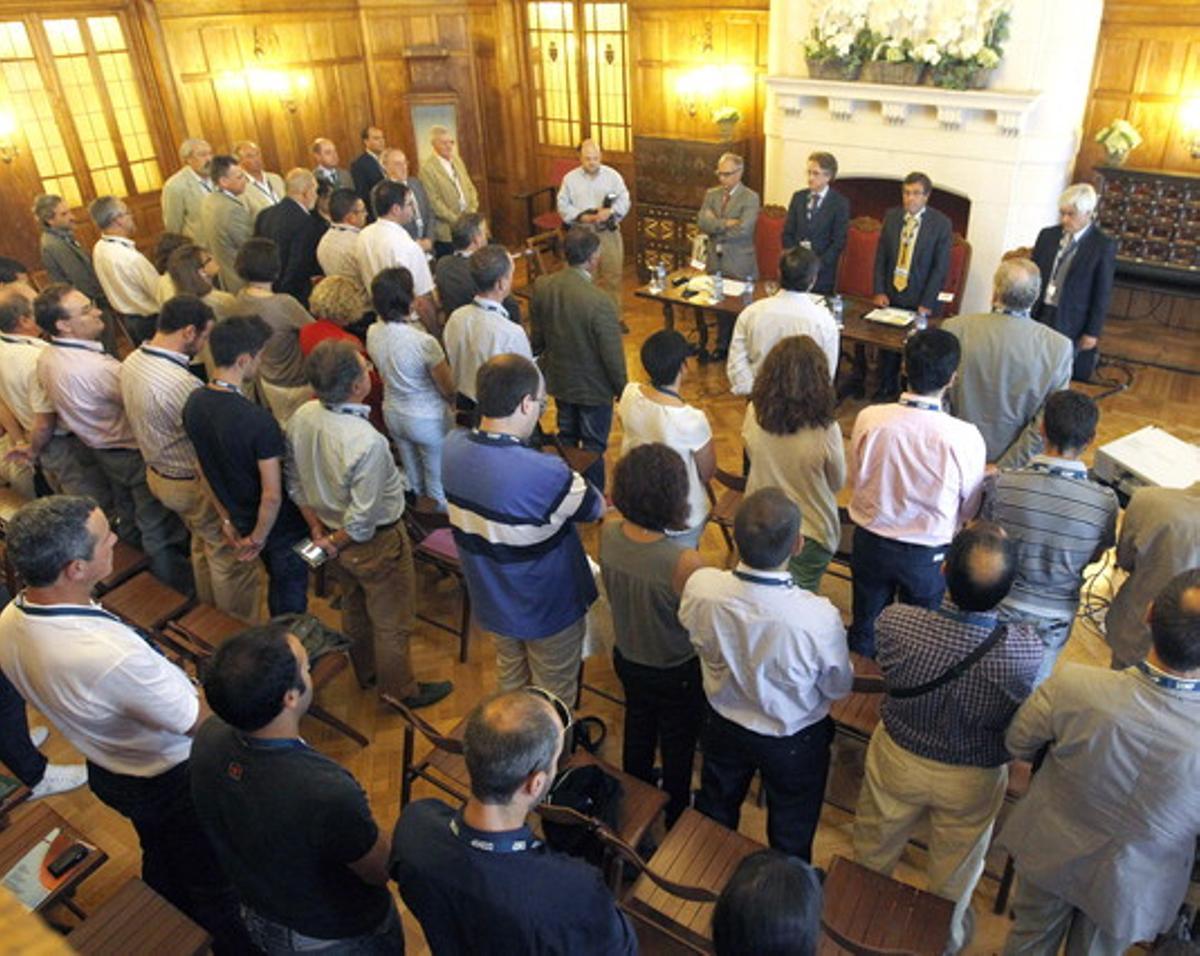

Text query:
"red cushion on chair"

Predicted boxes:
[[754, 206, 787, 281], [418, 527, 459, 560], [940, 234, 973, 317], [836, 217, 883, 299], [533, 211, 564, 232]]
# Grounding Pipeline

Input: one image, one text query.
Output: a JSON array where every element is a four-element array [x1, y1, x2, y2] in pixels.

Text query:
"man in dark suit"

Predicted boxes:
[[781, 151, 850, 295], [254, 168, 328, 308], [1031, 183, 1116, 382], [310, 138, 353, 192], [350, 125, 386, 212], [843, 171, 952, 402], [381, 148, 436, 254]]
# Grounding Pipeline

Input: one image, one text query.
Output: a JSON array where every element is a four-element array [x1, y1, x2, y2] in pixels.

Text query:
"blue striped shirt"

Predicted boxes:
[[443, 429, 603, 640]]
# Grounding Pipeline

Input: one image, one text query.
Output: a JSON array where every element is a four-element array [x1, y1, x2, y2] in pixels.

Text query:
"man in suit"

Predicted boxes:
[[696, 152, 760, 360], [234, 141, 285, 218], [945, 258, 1073, 468], [311, 138, 353, 192], [254, 168, 327, 308], [200, 155, 253, 294], [419, 125, 479, 259], [842, 171, 952, 402], [381, 148, 435, 253], [161, 137, 213, 239], [1031, 183, 1117, 382], [434, 212, 522, 326], [530, 227, 627, 491], [781, 151, 850, 295], [350, 125, 387, 212]]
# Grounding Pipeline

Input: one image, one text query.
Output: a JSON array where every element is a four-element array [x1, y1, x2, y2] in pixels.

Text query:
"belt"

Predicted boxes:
[[148, 464, 195, 481], [377, 517, 402, 533]]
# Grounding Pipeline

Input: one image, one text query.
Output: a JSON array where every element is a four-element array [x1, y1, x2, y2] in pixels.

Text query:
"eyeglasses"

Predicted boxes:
[[525, 685, 573, 733], [715, 169, 737, 177]]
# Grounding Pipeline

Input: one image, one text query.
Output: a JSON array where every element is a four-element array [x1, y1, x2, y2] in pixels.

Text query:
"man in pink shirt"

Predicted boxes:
[[847, 328, 986, 656]]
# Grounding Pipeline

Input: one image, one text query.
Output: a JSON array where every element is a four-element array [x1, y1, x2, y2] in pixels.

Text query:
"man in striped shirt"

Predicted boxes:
[[982, 390, 1118, 684], [442, 353, 603, 705]]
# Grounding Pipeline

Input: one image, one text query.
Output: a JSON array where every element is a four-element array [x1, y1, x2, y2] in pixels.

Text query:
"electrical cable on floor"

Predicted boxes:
[[1088, 358, 1134, 402], [1076, 547, 1115, 641]]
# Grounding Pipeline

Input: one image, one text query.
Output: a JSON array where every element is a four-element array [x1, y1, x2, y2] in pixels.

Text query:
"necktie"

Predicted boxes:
[[449, 162, 466, 210], [719, 190, 731, 217], [893, 213, 917, 293], [807, 193, 819, 220], [1051, 232, 1074, 282]]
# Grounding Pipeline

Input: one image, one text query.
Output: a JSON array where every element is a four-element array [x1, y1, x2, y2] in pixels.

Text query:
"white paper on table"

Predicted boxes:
[[864, 307, 916, 326], [1, 826, 58, 911]]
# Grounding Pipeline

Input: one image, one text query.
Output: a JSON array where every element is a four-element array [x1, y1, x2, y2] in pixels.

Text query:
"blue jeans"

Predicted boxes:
[[1000, 607, 1071, 687], [242, 902, 403, 954], [555, 400, 612, 492], [261, 536, 310, 616], [849, 526, 946, 657], [384, 406, 451, 507]]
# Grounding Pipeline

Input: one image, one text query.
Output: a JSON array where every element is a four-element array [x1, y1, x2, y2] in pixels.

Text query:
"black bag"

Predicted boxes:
[[542, 764, 623, 865], [272, 613, 352, 663]]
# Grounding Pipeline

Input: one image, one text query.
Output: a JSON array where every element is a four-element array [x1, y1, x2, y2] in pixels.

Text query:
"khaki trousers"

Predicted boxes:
[[492, 616, 585, 707], [594, 228, 624, 320], [146, 469, 261, 621], [853, 724, 1007, 952], [332, 523, 418, 701], [1003, 876, 1129, 956]]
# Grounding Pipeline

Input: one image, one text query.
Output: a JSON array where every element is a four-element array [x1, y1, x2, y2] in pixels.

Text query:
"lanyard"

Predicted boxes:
[[1135, 661, 1200, 692], [732, 569, 794, 588], [252, 178, 277, 202], [899, 396, 942, 412], [0, 334, 37, 346], [1028, 460, 1086, 480], [208, 379, 242, 395], [472, 429, 524, 447], [449, 815, 540, 853], [140, 345, 189, 368], [15, 596, 165, 656], [50, 339, 100, 353], [474, 297, 509, 320], [652, 385, 681, 400], [323, 402, 370, 419], [236, 734, 311, 752]]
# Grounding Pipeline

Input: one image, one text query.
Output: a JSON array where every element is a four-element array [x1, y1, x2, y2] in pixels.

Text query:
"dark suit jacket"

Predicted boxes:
[[782, 188, 850, 294], [434, 253, 522, 325], [254, 198, 328, 308], [873, 205, 953, 314], [350, 152, 384, 207], [1030, 224, 1116, 342], [402, 178, 436, 246]]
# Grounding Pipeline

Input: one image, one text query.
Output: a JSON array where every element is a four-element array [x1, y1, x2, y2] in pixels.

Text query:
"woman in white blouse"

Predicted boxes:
[[742, 335, 845, 591], [366, 266, 455, 509], [617, 330, 715, 548]]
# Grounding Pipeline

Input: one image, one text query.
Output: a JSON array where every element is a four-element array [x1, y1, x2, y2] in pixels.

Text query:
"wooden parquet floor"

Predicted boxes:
[[18, 275, 1200, 954]]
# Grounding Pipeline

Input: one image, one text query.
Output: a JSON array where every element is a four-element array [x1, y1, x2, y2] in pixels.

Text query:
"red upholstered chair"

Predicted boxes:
[[754, 204, 788, 281], [940, 233, 973, 318], [514, 156, 579, 237], [836, 216, 883, 298]]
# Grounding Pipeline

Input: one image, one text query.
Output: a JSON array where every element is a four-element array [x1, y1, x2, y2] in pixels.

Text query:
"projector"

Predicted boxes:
[[1093, 426, 1200, 498]]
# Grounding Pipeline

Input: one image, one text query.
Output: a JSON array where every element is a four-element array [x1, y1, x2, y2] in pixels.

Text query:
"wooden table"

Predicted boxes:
[[69, 878, 210, 955], [623, 808, 765, 953], [819, 855, 954, 955], [0, 803, 107, 915], [0, 764, 31, 830]]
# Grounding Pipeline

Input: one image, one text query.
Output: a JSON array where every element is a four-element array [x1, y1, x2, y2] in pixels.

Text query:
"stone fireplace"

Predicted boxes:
[[763, 0, 1104, 315]]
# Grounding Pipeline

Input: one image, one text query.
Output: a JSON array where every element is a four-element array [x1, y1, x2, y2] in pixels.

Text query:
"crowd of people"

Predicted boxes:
[[0, 127, 1196, 956]]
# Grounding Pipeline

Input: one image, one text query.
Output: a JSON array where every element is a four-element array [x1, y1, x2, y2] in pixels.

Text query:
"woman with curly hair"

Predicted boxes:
[[742, 335, 845, 591], [600, 443, 707, 827]]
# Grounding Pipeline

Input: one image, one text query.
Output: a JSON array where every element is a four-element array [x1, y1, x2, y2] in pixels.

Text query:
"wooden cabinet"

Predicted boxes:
[[632, 135, 752, 281], [1096, 165, 1200, 289]]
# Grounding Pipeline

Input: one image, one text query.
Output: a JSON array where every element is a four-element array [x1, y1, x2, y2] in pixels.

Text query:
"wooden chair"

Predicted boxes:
[[0, 802, 108, 917], [404, 510, 472, 663], [939, 234, 973, 318], [383, 694, 471, 809], [543, 431, 602, 479], [836, 217, 884, 299], [0, 760, 31, 830], [819, 855, 954, 955], [99, 571, 193, 633], [825, 505, 855, 585], [514, 156, 579, 237], [68, 878, 210, 955], [754, 204, 788, 281], [704, 467, 746, 566], [513, 229, 566, 303], [95, 541, 150, 594]]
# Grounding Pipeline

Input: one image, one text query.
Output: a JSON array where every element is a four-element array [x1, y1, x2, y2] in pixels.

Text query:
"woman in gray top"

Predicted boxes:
[[600, 443, 706, 826]]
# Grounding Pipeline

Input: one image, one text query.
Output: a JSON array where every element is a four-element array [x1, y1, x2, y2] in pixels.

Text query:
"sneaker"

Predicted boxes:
[[401, 681, 454, 710], [29, 764, 88, 800], [29, 725, 49, 749]]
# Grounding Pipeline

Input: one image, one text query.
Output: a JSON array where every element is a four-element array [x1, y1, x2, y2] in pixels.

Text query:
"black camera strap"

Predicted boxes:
[[886, 622, 1007, 700]]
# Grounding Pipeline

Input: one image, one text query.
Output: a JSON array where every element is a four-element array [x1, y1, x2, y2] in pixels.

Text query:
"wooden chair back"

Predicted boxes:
[[754, 204, 788, 281], [940, 233, 972, 318], [836, 216, 883, 299], [382, 694, 464, 756]]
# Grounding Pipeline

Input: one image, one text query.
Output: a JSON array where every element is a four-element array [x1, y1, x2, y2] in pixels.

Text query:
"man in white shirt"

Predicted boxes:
[[160, 137, 213, 239], [726, 246, 840, 394], [357, 180, 436, 329], [316, 188, 367, 286], [442, 245, 531, 414], [0, 495, 246, 949], [680, 488, 853, 861], [419, 125, 479, 258], [234, 140, 285, 218], [89, 195, 160, 344]]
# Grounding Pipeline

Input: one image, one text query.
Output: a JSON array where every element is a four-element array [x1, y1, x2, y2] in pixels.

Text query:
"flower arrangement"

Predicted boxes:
[[1094, 119, 1142, 166], [805, 0, 873, 80], [914, 0, 1012, 89]]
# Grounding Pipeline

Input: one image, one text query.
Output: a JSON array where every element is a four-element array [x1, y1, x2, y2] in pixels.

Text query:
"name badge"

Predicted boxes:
[[1046, 281, 1057, 300], [800, 240, 812, 250], [894, 266, 909, 278]]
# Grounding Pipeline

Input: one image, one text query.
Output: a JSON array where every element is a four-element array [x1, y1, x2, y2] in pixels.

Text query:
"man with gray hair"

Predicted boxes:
[[233, 140, 284, 217], [380, 147, 435, 250], [285, 339, 452, 710], [34, 194, 105, 304], [1031, 183, 1117, 382], [311, 137, 353, 191], [161, 137, 213, 239], [944, 257, 1073, 468], [419, 125, 479, 258], [697, 152, 760, 359], [254, 167, 327, 307], [390, 688, 637, 955], [89, 195, 160, 344], [199, 154, 253, 294]]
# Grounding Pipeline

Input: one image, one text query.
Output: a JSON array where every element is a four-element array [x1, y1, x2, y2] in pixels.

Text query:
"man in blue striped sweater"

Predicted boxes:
[[442, 353, 604, 705]]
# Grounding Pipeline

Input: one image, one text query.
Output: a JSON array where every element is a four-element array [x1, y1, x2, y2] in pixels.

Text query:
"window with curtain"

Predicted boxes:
[[526, 1, 630, 153], [0, 14, 162, 207]]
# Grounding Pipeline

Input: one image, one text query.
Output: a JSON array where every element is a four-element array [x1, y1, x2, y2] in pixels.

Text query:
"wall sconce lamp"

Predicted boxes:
[[1181, 97, 1200, 160], [674, 65, 751, 118], [245, 68, 310, 113], [0, 110, 19, 164]]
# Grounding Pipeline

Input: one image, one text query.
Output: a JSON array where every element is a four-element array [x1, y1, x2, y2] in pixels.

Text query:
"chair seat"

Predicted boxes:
[[174, 603, 247, 646], [533, 211, 563, 232], [829, 654, 883, 742], [100, 572, 193, 632], [563, 750, 669, 852], [96, 541, 151, 593], [417, 527, 459, 562], [69, 878, 210, 955]]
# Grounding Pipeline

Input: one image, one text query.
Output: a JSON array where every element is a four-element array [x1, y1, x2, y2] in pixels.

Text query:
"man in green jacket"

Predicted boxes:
[[530, 228, 627, 491]]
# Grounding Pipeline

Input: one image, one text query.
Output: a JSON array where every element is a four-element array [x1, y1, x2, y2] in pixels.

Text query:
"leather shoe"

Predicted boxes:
[[402, 681, 454, 710], [837, 381, 865, 401]]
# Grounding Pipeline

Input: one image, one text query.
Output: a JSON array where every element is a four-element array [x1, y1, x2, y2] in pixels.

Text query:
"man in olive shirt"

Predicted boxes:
[[529, 227, 627, 490]]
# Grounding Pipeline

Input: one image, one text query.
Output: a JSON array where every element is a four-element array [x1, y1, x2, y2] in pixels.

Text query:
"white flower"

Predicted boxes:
[[977, 47, 999, 68]]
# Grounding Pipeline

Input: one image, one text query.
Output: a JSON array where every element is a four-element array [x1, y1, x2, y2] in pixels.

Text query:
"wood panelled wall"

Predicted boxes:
[[1079, 0, 1200, 179]]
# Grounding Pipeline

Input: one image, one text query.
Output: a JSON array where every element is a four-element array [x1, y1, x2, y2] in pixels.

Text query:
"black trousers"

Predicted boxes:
[[844, 344, 901, 395], [613, 650, 704, 828], [0, 668, 46, 787], [86, 760, 253, 954], [696, 706, 834, 862], [848, 525, 946, 657]]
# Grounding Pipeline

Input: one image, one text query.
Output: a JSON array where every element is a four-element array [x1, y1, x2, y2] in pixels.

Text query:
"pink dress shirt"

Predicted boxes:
[[34, 338, 137, 450], [848, 393, 986, 546]]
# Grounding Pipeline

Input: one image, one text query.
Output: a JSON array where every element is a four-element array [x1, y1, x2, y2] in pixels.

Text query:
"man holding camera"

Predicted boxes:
[[557, 139, 630, 331]]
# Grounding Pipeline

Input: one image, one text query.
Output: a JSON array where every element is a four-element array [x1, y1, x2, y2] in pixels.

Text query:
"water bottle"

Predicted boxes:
[[655, 261, 667, 293], [831, 294, 844, 327], [742, 274, 755, 302], [914, 311, 929, 331], [713, 271, 724, 299]]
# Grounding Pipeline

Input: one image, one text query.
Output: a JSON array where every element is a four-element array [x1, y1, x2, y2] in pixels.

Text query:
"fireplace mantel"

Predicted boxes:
[[768, 77, 1042, 137]]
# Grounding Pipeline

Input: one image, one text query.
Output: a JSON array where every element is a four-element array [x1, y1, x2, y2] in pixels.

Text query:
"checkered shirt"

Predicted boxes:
[[876, 598, 1042, 767]]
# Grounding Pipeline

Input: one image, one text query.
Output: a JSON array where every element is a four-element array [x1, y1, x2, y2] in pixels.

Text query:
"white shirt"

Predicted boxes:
[[0, 596, 198, 776], [0, 333, 49, 432], [317, 224, 364, 285], [355, 218, 434, 296], [442, 299, 532, 400], [366, 318, 448, 418], [93, 235, 161, 317], [556, 164, 631, 224], [726, 290, 840, 395], [679, 565, 853, 736]]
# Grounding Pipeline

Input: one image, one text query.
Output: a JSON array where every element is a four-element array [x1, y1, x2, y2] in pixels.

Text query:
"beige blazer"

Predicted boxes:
[[419, 154, 479, 243], [243, 172, 286, 217], [200, 191, 253, 293], [161, 168, 211, 239]]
